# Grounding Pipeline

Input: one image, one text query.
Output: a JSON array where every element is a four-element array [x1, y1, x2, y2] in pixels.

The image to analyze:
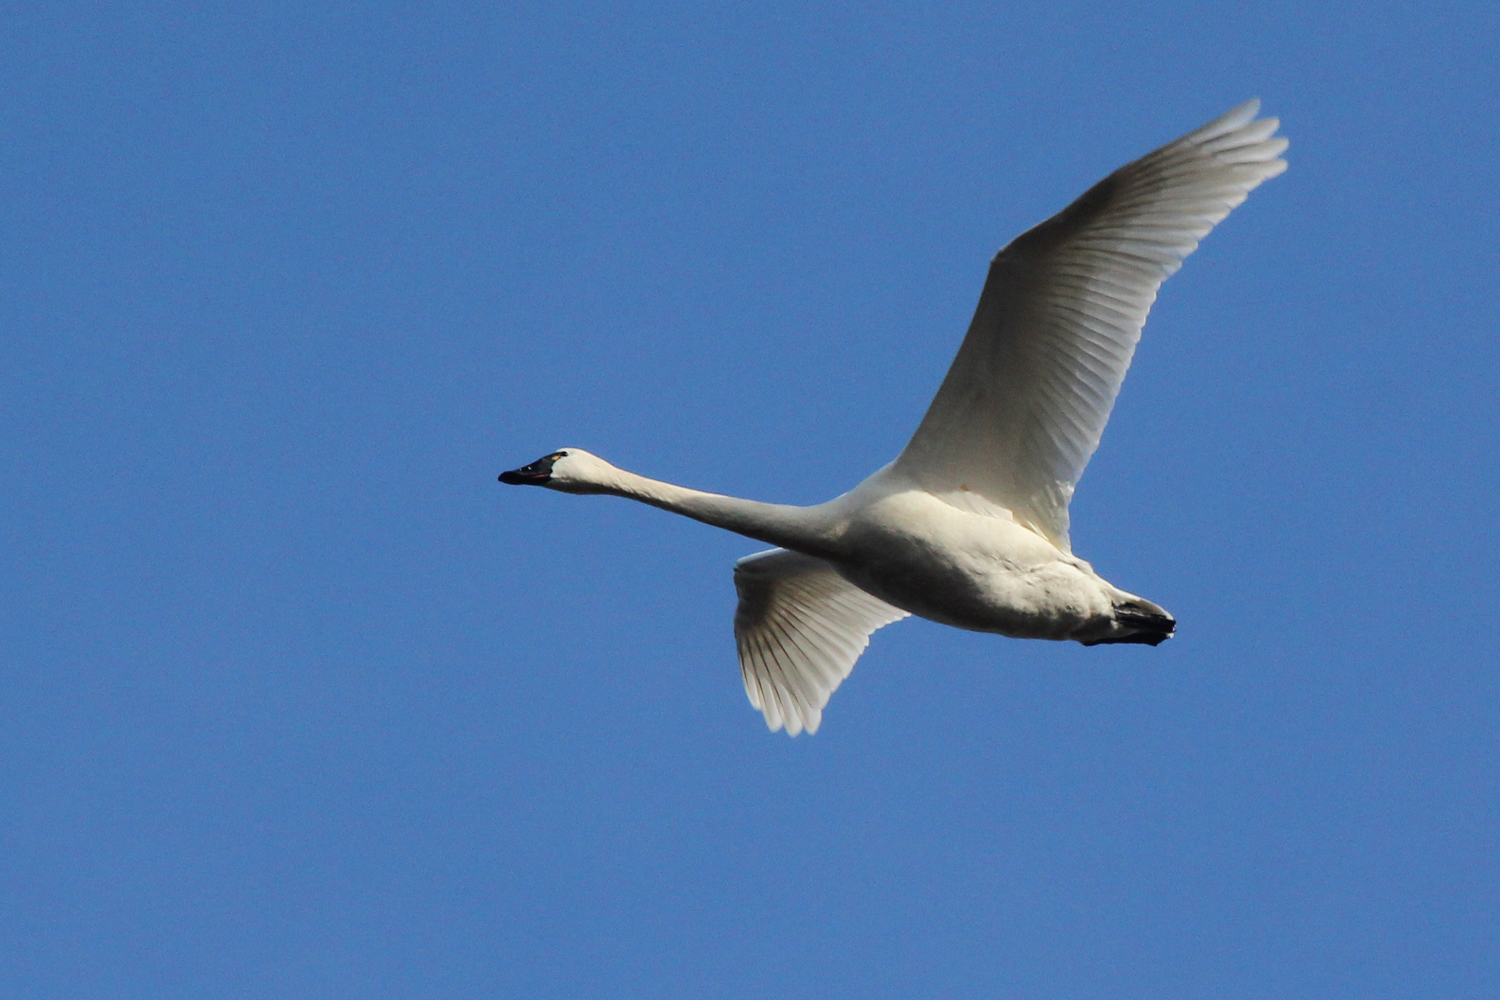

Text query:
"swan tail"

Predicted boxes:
[[1080, 597, 1176, 647]]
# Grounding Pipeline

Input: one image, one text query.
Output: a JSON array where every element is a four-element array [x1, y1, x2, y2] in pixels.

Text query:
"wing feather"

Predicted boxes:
[[733, 548, 909, 736], [895, 100, 1286, 549]]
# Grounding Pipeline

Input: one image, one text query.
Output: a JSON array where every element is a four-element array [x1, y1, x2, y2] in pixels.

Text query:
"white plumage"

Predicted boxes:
[[733, 548, 911, 736], [900, 99, 1287, 550], [501, 101, 1287, 735]]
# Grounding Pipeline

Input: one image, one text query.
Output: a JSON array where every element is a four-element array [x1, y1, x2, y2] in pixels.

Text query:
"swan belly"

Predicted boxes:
[[829, 491, 1117, 641]]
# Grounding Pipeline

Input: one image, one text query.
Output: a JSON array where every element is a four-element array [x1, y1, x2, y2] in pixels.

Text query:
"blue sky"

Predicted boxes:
[[3, 3, 1497, 997]]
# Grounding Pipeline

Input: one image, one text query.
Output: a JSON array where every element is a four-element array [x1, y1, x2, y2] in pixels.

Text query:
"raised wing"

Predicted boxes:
[[733, 548, 909, 736], [896, 100, 1287, 550]]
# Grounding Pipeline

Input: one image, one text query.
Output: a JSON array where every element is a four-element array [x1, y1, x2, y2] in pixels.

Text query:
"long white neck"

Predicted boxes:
[[583, 465, 835, 556]]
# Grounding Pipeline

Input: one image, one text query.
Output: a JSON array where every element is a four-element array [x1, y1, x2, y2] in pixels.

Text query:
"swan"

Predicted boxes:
[[500, 100, 1287, 735]]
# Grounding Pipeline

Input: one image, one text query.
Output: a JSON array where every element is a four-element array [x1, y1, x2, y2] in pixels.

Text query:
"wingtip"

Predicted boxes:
[[754, 700, 817, 737], [1216, 98, 1262, 131], [1190, 98, 1272, 144]]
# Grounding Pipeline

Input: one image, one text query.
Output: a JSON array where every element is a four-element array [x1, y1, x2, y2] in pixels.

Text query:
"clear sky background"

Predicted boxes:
[[3, 3, 1497, 998]]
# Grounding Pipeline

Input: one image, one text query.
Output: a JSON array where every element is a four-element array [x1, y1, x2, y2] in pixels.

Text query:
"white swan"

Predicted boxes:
[[501, 101, 1287, 735]]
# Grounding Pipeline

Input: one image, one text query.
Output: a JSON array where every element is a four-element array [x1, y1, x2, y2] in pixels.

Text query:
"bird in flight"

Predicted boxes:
[[501, 100, 1287, 735]]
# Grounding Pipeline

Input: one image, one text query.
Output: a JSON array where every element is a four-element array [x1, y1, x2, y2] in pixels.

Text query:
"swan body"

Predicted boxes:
[[501, 101, 1287, 735], [822, 469, 1152, 644]]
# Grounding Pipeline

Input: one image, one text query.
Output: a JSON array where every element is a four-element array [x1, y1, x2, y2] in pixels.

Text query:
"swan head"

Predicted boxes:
[[498, 448, 618, 494]]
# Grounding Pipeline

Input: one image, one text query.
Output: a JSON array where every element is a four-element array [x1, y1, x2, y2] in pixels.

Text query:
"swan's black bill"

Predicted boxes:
[[499, 452, 562, 486]]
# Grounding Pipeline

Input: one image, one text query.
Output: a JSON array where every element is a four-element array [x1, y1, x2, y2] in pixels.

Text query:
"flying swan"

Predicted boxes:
[[501, 100, 1287, 735]]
